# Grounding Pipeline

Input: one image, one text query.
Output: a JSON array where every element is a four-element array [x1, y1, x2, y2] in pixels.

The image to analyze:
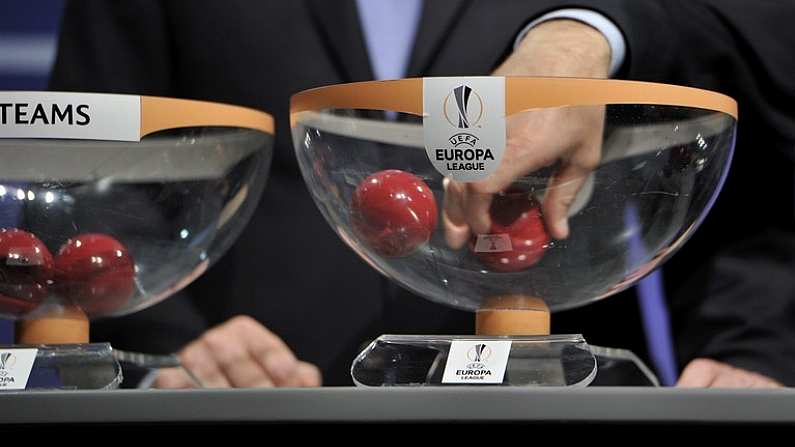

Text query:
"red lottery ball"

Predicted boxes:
[[55, 233, 135, 316], [350, 170, 438, 257], [471, 193, 550, 272], [0, 229, 53, 316]]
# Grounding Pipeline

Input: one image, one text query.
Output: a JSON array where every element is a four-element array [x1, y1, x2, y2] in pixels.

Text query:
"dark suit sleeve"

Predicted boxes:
[[573, 0, 795, 383], [49, 0, 174, 95], [672, 231, 795, 386], [574, 0, 795, 152], [49, 0, 208, 352]]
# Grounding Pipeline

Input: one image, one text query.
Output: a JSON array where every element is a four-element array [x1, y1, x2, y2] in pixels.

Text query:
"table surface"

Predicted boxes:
[[1, 387, 795, 424]]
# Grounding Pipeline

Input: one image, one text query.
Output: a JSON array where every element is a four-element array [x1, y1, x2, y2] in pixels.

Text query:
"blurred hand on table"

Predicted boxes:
[[153, 315, 322, 388], [678, 358, 783, 388]]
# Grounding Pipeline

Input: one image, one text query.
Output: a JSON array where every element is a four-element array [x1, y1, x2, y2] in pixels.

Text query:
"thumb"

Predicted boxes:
[[677, 358, 720, 388], [541, 162, 591, 239]]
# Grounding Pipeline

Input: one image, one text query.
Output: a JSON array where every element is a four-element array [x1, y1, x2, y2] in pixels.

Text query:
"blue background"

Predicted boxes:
[[0, 0, 64, 90], [0, 0, 64, 342]]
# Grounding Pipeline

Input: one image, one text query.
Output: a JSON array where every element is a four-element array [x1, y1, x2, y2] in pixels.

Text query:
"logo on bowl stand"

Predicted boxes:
[[442, 339, 512, 384], [423, 77, 506, 182], [0, 352, 16, 378], [465, 343, 491, 370], [0, 349, 36, 390]]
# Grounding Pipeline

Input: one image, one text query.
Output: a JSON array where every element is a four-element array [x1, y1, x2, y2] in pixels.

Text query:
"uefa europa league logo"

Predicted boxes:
[[424, 77, 505, 182], [467, 343, 492, 363], [444, 85, 484, 129], [0, 352, 15, 376]]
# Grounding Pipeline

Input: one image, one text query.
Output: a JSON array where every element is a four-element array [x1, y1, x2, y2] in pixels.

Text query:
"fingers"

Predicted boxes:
[[464, 189, 493, 235], [153, 367, 199, 389], [748, 374, 783, 388], [256, 347, 298, 386], [710, 366, 783, 388], [154, 354, 311, 389], [232, 315, 300, 387], [296, 361, 323, 387], [443, 179, 496, 247], [540, 124, 601, 238], [541, 161, 591, 240], [154, 315, 322, 389], [180, 337, 233, 388], [677, 358, 720, 388], [677, 358, 783, 388], [442, 178, 471, 249], [272, 361, 321, 388], [442, 107, 604, 246], [710, 371, 755, 388]]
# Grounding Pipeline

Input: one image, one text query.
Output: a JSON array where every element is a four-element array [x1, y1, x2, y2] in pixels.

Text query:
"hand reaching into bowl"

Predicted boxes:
[[443, 20, 609, 248]]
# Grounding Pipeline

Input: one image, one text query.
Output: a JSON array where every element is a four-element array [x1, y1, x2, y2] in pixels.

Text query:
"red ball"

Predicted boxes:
[[55, 233, 135, 317], [350, 170, 438, 257], [0, 229, 53, 316], [470, 193, 550, 272]]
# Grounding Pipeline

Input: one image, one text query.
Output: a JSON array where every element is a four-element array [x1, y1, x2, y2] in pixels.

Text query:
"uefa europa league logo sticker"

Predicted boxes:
[[0, 352, 14, 377], [466, 343, 492, 370], [444, 85, 484, 129], [0, 349, 37, 389], [0, 352, 18, 380], [442, 339, 512, 384], [423, 77, 506, 182]]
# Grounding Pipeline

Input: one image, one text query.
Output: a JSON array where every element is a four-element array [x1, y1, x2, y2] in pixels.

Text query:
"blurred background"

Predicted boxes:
[[0, 0, 64, 90], [0, 0, 64, 341]]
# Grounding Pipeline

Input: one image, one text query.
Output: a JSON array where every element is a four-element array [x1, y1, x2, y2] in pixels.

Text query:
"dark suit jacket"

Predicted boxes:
[[49, 0, 795, 386], [589, 0, 795, 385]]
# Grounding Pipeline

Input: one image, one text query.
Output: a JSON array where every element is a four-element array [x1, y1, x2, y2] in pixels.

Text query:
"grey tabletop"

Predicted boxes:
[[1, 387, 795, 424]]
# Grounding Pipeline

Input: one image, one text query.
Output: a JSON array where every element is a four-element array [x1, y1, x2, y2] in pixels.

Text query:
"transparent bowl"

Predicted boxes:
[[0, 92, 273, 320], [291, 77, 737, 312]]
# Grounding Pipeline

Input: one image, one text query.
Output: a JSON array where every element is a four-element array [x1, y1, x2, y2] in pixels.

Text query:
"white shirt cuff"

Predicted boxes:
[[514, 8, 627, 77]]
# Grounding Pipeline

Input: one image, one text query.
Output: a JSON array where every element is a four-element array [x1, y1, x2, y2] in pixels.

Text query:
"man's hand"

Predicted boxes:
[[153, 316, 322, 388], [677, 358, 783, 388], [443, 20, 610, 246]]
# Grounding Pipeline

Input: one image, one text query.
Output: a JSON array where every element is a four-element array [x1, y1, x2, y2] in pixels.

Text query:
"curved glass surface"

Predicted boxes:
[[352, 334, 597, 387], [0, 127, 273, 319], [293, 97, 736, 312]]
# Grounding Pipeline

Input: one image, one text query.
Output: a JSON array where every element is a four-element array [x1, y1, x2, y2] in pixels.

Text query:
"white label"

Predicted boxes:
[[472, 234, 513, 253], [0, 92, 140, 141], [423, 77, 506, 182], [0, 349, 37, 390], [442, 340, 512, 384]]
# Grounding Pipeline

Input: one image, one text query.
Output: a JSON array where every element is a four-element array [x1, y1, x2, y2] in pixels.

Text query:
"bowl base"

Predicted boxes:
[[0, 343, 121, 391], [351, 334, 659, 387]]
